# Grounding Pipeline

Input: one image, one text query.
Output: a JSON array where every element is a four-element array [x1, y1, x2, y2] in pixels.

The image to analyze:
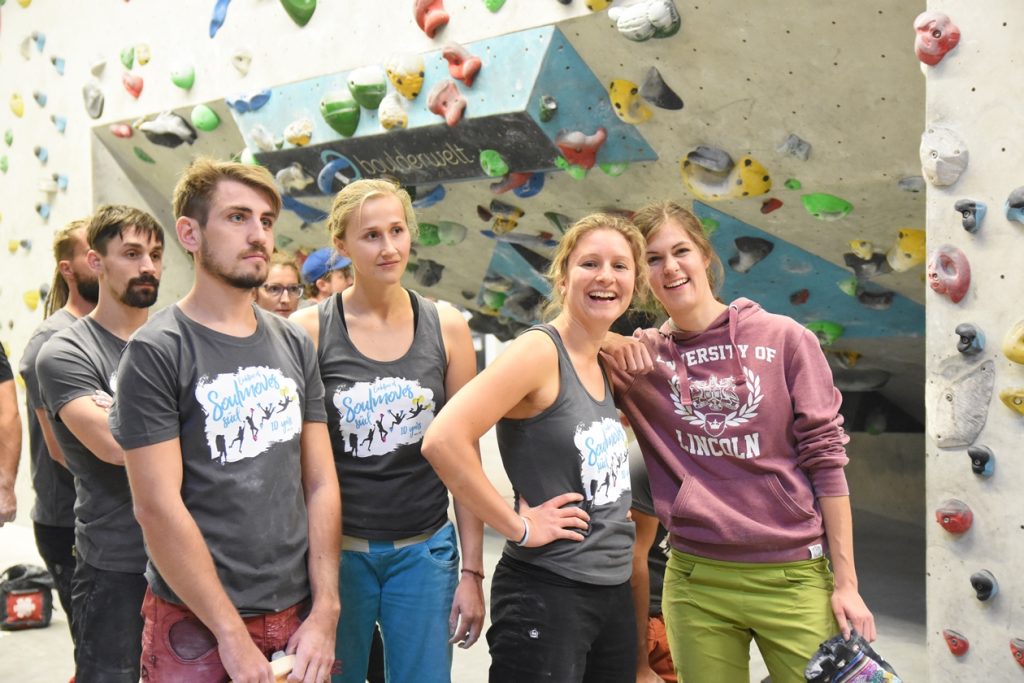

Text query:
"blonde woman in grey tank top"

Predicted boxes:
[[291, 179, 485, 683], [423, 214, 649, 682]]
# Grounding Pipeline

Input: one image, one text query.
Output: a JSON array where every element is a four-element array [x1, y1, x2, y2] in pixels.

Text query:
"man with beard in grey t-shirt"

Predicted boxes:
[[36, 205, 164, 682], [109, 158, 340, 683], [19, 218, 98, 644]]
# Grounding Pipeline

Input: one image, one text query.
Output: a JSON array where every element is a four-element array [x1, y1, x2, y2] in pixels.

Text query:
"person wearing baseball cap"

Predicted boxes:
[[302, 247, 353, 303]]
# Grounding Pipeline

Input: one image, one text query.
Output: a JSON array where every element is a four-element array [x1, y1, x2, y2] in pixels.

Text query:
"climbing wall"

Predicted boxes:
[[921, 3, 1024, 678]]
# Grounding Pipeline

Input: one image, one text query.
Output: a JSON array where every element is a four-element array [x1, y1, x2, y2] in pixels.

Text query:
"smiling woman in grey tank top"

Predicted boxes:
[[423, 214, 649, 683], [291, 179, 484, 683]]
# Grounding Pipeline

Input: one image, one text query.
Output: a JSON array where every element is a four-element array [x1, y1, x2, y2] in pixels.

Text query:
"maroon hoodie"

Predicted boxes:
[[609, 298, 849, 563]]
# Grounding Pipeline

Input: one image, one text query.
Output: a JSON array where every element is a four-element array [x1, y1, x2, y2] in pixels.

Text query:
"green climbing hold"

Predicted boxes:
[[482, 0, 506, 11], [480, 150, 509, 177], [190, 104, 220, 132], [700, 217, 719, 237], [120, 45, 134, 70], [802, 193, 853, 221], [599, 162, 629, 177], [418, 223, 441, 246], [554, 156, 586, 181], [133, 146, 155, 164], [3, 129, 11, 147], [320, 91, 360, 137], [482, 289, 507, 310], [784, 178, 802, 190], [240, 148, 260, 165], [805, 320, 845, 346], [0, 155, 8, 174], [171, 65, 195, 91], [347, 66, 387, 110], [280, 0, 316, 27], [836, 277, 858, 297]]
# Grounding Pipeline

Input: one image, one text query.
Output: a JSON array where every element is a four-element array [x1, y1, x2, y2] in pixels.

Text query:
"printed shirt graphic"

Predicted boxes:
[[197, 366, 303, 464], [332, 377, 435, 458], [575, 417, 631, 507]]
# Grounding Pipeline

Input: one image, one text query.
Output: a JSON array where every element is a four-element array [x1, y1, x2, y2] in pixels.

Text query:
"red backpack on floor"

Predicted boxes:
[[0, 564, 54, 630]]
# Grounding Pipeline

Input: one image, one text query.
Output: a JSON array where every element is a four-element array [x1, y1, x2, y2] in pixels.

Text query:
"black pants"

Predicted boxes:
[[71, 559, 148, 683], [33, 522, 76, 640], [367, 623, 385, 683], [487, 556, 636, 683]]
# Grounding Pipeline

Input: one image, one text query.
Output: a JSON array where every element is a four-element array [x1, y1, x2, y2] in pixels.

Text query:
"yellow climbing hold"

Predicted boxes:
[[10, 93, 25, 118], [284, 118, 313, 147], [680, 156, 771, 202], [17, 0, 32, 7], [8, 240, 19, 254], [608, 79, 652, 124], [385, 54, 425, 100], [849, 240, 874, 260], [136, 43, 152, 66], [585, 0, 611, 9], [23, 289, 40, 311], [886, 228, 926, 272], [999, 387, 1024, 416]]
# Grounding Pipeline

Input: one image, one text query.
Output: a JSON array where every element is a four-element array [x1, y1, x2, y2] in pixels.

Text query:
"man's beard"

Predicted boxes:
[[76, 276, 99, 304], [119, 275, 160, 308], [199, 238, 267, 290]]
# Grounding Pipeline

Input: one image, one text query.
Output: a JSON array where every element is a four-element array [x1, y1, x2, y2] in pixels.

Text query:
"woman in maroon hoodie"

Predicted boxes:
[[605, 201, 874, 683]]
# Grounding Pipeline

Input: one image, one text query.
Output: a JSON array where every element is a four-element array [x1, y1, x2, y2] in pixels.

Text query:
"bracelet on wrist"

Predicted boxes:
[[460, 568, 485, 580], [515, 516, 530, 546]]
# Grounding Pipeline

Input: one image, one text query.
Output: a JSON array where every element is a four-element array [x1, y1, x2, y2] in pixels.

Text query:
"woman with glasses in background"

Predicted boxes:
[[254, 253, 303, 317]]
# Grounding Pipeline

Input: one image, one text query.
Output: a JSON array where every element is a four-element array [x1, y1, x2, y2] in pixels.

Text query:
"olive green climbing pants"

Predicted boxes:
[[662, 550, 839, 683]]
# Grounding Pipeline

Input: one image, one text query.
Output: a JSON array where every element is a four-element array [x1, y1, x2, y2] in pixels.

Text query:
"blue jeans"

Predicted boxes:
[[334, 521, 459, 683]]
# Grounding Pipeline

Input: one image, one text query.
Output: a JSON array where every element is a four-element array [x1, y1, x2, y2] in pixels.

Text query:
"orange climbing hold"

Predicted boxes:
[[442, 42, 482, 87], [414, 0, 449, 38]]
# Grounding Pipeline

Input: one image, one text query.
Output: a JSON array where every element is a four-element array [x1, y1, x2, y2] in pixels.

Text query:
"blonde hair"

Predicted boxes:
[[87, 204, 164, 255], [268, 252, 300, 281], [326, 178, 418, 244], [631, 201, 724, 308], [172, 157, 281, 224], [542, 213, 649, 319], [44, 219, 88, 318]]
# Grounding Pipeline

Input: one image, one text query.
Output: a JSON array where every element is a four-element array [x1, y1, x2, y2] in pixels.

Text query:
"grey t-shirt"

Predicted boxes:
[[19, 309, 78, 528], [36, 316, 146, 572], [109, 305, 327, 615], [629, 441, 669, 616], [498, 325, 634, 585]]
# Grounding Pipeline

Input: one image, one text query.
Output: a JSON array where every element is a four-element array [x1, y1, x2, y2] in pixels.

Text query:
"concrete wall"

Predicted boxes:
[[847, 433, 925, 527], [923, 2, 1024, 678]]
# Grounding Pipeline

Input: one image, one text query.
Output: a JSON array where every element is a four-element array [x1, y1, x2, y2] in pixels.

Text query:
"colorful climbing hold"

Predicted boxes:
[[414, 0, 449, 38], [1002, 320, 1024, 364], [784, 178, 801, 190], [608, 0, 681, 41], [700, 217, 719, 237], [171, 64, 196, 90], [544, 212, 572, 234], [32, 90, 47, 107], [554, 157, 587, 181], [35, 202, 50, 220], [284, 118, 314, 147], [836, 278, 858, 297], [942, 630, 969, 657], [479, 150, 509, 177], [760, 198, 783, 214], [927, 244, 970, 303], [639, 67, 683, 110], [418, 223, 441, 246], [489, 199, 525, 234], [3, 129, 11, 146], [686, 145, 732, 173], [122, 72, 143, 99], [932, 361, 995, 449], [23, 290, 40, 311], [801, 193, 852, 220], [140, 112, 197, 148], [280, 0, 316, 26], [512, 172, 546, 199], [966, 445, 994, 477], [955, 323, 984, 355], [120, 45, 135, 70], [789, 289, 809, 305], [38, 176, 59, 194], [190, 104, 220, 132], [777, 133, 812, 161], [682, 154, 771, 201], [729, 237, 773, 273], [1000, 387, 1024, 416], [52, 173, 68, 191], [50, 114, 66, 134], [608, 79, 652, 124], [249, 124, 279, 152], [490, 172, 532, 194], [599, 162, 629, 177], [1010, 639, 1024, 668], [320, 91, 360, 136], [969, 570, 997, 601], [136, 44, 151, 66], [231, 49, 252, 76], [935, 499, 972, 534], [538, 95, 558, 122], [914, 11, 961, 66], [411, 185, 446, 209], [954, 199, 985, 233], [210, 0, 232, 37], [226, 89, 272, 113], [427, 79, 466, 127], [33, 145, 47, 164], [482, 0, 505, 11], [109, 123, 133, 138], [886, 228, 925, 272], [844, 252, 891, 280], [848, 240, 873, 260], [9, 93, 24, 118], [275, 163, 315, 193], [442, 42, 482, 87], [133, 146, 156, 164], [920, 126, 968, 187], [385, 54, 425, 100], [437, 221, 468, 245], [378, 92, 408, 130], [0, 156, 7, 174], [1004, 186, 1024, 224], [90, 57, 106, 77], [348, 65, 388, 110], [585, 0, 611, 9], [805, 321, 844, 347], [556, 127, 607, 171], [317, 151, 361, 195]]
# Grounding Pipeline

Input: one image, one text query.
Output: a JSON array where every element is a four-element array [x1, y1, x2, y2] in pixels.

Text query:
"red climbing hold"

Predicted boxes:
[[789, 289, 809, 305], [427, 79, 466, 127], [935, 499, 972, 534], [122, 72, 143, 99], [942, 630, 969, 657], [761, 198, 783, 214], [442, 42, 482, 87], [555, 128, 607, 170], [1011, 639, 1024, 668], [414, 0, 449, 38]]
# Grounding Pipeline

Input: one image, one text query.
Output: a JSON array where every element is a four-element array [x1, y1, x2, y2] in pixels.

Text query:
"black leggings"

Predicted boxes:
[[487, 556, 636, 683], [33, 523, 75, 639]]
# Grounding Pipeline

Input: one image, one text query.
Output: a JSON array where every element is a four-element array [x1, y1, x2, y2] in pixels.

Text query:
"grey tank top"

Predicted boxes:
[[318, 290, 450, 539], [498, 325, 634, 585]]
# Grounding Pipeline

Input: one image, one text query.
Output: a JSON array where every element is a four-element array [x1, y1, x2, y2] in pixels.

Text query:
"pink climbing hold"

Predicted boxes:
[[442, 42, 482, 87], [490, 172, 532, 194], [927, 243, 970, 304], [109, 123, 133, 138], [555, 128, 607, 170], [427, 79, 466, 127], [122, 72, 143, 99], [414, 0, 449, 38], [914, 11, 961, 66], [761, 198, 783, 214]]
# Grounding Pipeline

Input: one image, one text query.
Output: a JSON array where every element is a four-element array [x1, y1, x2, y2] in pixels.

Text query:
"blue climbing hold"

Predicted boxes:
[[51, 115, 67, 134], [52, 173, 68, 191], [512, 172, 545, 199], [210, 0, 233, 38], [34, 146, 48, 164], [33, 90, 47, 108], [282, 194, 328, 223], [51, 56, 65, 76], [226, 89, 271, 114], [36, 203, 51, 220], [412, 185, 446, 209], [316, 151, 362, 195]]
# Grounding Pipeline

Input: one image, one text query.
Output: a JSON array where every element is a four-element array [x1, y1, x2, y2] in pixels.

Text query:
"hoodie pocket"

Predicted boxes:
[[669, 472, 820, 550]]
